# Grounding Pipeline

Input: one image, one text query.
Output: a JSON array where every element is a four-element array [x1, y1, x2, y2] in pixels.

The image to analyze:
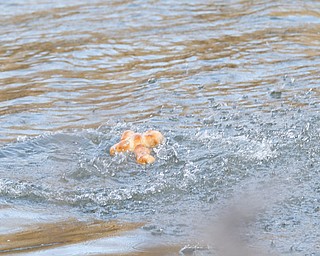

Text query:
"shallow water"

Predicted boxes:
[[0, 0, 320, 255]]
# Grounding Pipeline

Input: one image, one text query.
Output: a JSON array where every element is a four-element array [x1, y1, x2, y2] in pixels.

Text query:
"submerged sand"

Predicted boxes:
[[0, 203, 190, 256]]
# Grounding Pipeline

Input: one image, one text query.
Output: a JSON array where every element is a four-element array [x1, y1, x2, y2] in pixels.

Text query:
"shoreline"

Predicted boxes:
[[0, 202, 192, 256]]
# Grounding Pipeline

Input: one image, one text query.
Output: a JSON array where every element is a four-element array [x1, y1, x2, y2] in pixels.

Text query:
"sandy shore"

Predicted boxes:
[[0, 202, 193, 256], [0, 201, 279, 256]]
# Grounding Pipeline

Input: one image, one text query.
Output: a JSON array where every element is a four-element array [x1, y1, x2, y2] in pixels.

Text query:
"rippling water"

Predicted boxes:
[[0, 0, 319, 255]]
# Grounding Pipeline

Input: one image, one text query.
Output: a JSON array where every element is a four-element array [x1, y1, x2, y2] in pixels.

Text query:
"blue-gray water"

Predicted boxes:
[[0, 0, 319, 255]]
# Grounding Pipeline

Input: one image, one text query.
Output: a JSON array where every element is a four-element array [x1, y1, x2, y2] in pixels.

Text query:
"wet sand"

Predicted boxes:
[[0, 219, 141, 255], [0, 202, 278, 256], [0, 203, 188, 256]]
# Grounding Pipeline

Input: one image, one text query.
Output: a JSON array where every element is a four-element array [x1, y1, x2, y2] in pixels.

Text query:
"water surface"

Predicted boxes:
[[0, 0, 319, 255]]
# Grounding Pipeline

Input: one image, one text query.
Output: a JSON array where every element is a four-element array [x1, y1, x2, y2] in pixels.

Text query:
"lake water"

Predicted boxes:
[[0, 0, 319, 255]]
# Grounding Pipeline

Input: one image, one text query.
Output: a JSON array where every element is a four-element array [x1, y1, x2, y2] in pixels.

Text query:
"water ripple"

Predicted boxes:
[[0, 0, 320, 253]]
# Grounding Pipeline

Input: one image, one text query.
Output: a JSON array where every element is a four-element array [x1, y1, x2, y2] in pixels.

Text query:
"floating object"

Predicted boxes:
[[270, 90, 282, 99], [110, 130, 164, 164]]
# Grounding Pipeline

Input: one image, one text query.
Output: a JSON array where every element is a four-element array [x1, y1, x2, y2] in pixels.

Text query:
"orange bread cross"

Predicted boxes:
[[110, 130, 164, 164]]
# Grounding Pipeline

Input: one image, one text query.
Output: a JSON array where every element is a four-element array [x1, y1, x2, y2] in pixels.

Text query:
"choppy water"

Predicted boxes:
[[0, 0, 319, 255]]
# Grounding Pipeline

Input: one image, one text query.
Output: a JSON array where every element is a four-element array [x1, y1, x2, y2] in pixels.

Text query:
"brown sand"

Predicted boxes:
[[0, 218, 143, 255]]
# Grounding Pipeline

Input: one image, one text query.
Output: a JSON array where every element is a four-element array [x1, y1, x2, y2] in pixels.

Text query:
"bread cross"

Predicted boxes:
[[110, 130, 164, 164]]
